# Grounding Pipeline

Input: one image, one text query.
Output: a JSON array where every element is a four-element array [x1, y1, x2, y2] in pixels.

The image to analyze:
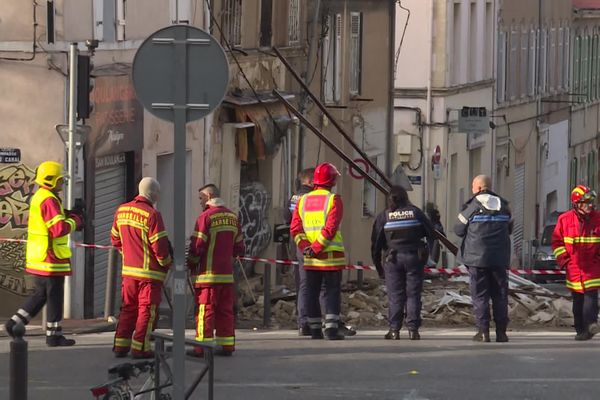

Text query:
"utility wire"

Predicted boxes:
[[0, 0, 38, 62], [204, 0, 286, 139], [393, 1, 411, 83]]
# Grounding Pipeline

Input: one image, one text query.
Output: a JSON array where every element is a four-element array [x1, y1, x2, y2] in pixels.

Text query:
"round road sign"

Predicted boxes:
[[132, 25, 229, 123], [349, 158, 370, 179]]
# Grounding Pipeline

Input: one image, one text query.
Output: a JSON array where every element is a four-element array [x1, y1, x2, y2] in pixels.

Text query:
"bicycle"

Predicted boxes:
[[90, 360, 173, 400]]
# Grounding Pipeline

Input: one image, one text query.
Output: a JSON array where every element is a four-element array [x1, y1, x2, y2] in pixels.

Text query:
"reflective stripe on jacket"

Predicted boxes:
[[290, 188, 346, 270], [551, 209, 600, 293], [25, 187, 77, 276], [187, 200, 245, 286], [111, 196, 172, 282]]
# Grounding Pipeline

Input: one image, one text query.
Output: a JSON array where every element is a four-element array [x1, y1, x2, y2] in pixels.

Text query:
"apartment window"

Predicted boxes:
[[570, 157, 578, 191], [539, 28, 547, 94], [349, 12, 363, 96], [548, 27, 556, 92], [260, 0, 273, 47], [497, 30, 507, 103], [592, 35, 598, 100], [527, 29, 537, 96], [509, 27, 519, 99], [520, 27, 528, 98], [469, 2, 477, 82], [288, 0, 300, 45], [222, 0, 242, 47], [452, 2, 462, 85], [322, 13, 343, 103], [558, 27, 564, 90], [93, 0, 126, 41], [588, 151, 597, 191], [485, 2, 494, 78], [582, 35, 590, 100], [563, 27, 570, 90], [574, 36, 581, 94]]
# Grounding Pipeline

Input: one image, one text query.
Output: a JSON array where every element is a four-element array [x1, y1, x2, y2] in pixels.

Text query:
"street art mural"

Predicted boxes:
[[238, 181, 271, 258], [0, 164, 36, 312]]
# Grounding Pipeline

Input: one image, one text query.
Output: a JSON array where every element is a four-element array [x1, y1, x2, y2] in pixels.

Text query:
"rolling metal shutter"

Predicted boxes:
[[93, 163, 127, 317]]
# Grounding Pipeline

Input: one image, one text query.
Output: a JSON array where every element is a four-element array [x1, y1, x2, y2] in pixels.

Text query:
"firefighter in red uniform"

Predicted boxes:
[[111, 177, 173, 358], [187, 184, 245, 357], [552, 184, 600, 340], [291, 163, 347, 340], [5, 161, 83, 346]]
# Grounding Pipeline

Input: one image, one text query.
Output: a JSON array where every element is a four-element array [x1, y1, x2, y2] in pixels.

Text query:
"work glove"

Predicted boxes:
[[303, 247, 316, 258]]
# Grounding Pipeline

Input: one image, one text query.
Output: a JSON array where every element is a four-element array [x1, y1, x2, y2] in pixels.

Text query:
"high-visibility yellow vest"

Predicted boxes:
[[25, 188, 72, 275], [297, 189, 345, 253]]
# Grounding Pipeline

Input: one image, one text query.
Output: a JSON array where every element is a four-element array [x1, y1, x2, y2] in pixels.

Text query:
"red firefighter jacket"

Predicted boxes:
[[551, 208, 600, 293], [187, 199, 245, 287], [111, 196, 172, 282], [290, 186, 346, 271]]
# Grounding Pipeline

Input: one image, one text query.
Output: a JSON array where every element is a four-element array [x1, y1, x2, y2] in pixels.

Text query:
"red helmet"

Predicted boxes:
[[313, 163, 341, 186], [571, 184, 597, 204]]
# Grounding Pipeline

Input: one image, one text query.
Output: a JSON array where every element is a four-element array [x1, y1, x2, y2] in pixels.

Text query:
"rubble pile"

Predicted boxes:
[[237, 271, 574, 329]]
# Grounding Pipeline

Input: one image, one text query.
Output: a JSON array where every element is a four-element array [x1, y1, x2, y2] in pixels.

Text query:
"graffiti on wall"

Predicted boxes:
[[0, 163, 35, 297], [238, 182, 271, 257]]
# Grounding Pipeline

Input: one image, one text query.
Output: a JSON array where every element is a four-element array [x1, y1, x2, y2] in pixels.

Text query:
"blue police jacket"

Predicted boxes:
[[453, 190, 513, 268]]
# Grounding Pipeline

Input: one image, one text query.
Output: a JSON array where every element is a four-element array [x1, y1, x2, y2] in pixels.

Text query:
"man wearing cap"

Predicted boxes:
[[111, 177, 173, 358], [5, 161, 83, 346]]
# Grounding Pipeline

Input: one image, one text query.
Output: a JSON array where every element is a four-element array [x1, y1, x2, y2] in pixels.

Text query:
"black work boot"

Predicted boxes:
[[339, 322, 357, 337], [324, 328, 345, 340], [384, 329, 400, 340], [408, 330, 421, 341], [299, 323, 311, 336], [472, 329, 490, 342], [496, 329, 509, 343], [46, 335, 76, 347], [574, 331, 593, 341], [311, 328, 324, 339]]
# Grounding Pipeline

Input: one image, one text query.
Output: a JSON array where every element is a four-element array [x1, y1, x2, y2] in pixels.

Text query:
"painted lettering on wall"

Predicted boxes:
[[238, 182, 271, 257], [0, 164, 36, 231], [0, 164, 35, 303]]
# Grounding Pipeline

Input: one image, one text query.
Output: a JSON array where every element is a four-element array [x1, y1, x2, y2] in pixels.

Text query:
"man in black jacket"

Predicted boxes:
[[454, 175, 512, 343]]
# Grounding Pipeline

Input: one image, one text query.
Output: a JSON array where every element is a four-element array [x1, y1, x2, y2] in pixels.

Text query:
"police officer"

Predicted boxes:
[[454, 175, 512, 343], [371, 185, 435, 340], [284, 168, 315, 336]]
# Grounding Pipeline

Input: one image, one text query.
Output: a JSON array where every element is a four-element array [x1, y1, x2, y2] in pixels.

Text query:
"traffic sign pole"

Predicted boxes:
[[133, 25, 229, 400], [171, 26, 188, 400]]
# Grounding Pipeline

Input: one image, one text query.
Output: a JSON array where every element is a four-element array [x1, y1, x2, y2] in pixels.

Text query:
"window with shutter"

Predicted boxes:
[[349, 12, 362, 96], [288, 0, 300, 46]]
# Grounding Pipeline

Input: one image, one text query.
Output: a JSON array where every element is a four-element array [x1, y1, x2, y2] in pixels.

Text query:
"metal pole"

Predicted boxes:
[[356, 261, 364, 290], [103, 247, 118, 319], [172, 28, 188, 400], [263, 263, 271, 328], [9, 323, 27, 400], [64, 42, 78, 319]]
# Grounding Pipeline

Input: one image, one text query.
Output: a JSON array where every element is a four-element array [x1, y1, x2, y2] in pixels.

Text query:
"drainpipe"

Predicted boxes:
[[424, 0, 435, 207], [298, 0, 321, 171], [387, 0, 396, 176]]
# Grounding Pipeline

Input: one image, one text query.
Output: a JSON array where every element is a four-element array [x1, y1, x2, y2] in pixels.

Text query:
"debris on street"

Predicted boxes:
[[237, 271, 574, 329]]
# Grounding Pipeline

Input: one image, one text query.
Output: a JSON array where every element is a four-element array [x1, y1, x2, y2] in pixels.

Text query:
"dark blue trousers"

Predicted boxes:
[[385, 249, 424, 330], [294, 247, 308, 326], [306, 270, 341, 330], [468, 266, 509, 331], [572, 290, 598, 334]]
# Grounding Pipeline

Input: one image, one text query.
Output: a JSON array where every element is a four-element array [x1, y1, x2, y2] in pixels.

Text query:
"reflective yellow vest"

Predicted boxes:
[[296, 189, 346, 269], [25, 188, 73, 275]]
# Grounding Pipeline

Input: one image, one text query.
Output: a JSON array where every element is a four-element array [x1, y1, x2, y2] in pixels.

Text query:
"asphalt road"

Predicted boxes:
[[1, 328, 599, 400]]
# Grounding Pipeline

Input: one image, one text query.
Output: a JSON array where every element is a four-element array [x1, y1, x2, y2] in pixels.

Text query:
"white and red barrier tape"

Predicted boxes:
[[0, 237, 565, 275]]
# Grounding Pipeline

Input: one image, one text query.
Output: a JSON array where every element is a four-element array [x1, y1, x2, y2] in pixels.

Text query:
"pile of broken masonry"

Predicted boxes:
[[237, 271, 574, 330]]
